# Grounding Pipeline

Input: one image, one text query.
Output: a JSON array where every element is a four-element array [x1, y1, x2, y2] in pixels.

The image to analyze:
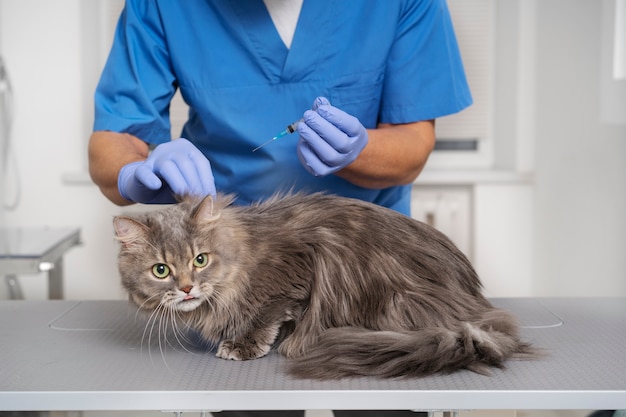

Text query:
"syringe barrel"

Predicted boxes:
[[286, 118, 304, 134]]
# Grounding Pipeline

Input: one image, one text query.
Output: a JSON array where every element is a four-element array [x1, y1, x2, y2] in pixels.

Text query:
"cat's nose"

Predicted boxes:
[[180, 285, 193, 294]]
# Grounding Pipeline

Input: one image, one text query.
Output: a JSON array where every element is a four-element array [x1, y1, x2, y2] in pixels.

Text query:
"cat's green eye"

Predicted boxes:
[[152, 263, 170, 279], [193, 253, 209, 268]]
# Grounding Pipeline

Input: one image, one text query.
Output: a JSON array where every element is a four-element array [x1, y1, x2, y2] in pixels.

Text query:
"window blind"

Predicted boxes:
[[436, 0, 492, 142]]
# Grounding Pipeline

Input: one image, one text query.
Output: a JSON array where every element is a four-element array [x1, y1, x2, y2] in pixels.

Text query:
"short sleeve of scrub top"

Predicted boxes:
[[94, 0, 472, 215]]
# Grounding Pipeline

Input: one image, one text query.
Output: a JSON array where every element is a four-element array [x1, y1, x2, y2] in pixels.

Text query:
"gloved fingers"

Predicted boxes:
[[311, 96, 331, 111], [188, 150, 217, 197], [305, 107, 364, 154], [134, 164, 164, 190], [298, 118, 350, 167], [296, 139, 335, 177], [152, 159, 187, 196], [316, 104, 365, 138], [146, 138, 216, 199], [156, 157, 206, 197], [303, 110, 356, 155], [151, 137, 193, 158], [170, 138, 215, 196]]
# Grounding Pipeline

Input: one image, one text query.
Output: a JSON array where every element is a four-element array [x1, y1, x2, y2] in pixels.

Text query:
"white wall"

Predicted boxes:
[[0, 0, 127, 300], [532, 0, 626, 296], [0, 0, 624, 300]]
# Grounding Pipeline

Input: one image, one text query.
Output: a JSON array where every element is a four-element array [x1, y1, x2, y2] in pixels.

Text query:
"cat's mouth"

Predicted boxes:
[[176, 296, 203, 311]]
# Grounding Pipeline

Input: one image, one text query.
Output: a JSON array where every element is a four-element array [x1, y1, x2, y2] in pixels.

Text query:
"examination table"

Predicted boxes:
[[0, 298, 625, 412]]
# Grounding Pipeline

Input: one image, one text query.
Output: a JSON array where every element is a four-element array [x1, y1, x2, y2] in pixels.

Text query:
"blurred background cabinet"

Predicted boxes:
[[412, 173, 533, 298]]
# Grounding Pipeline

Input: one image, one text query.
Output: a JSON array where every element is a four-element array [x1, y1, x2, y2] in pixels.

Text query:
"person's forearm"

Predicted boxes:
[[88, 131, 150, 205], [336, 120, 435, 189]]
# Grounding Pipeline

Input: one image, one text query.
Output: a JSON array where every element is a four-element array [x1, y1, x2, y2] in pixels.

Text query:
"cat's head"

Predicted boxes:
[[113, 194, 241, 312]]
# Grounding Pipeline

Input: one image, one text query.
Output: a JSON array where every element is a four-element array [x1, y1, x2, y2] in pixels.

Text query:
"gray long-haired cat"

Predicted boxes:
[[113, 193, 536, 379]]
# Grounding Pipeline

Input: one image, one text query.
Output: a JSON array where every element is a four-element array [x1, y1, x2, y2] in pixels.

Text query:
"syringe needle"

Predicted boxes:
[[252, 118, 303, 152], [252, 137, 279, 152]]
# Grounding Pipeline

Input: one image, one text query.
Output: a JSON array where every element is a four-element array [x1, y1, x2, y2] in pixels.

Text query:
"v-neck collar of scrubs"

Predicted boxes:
[[228, 0, 333, 82]]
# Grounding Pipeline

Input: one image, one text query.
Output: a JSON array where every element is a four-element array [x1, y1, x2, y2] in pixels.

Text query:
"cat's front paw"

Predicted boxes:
[[216, 339, 271, 361]]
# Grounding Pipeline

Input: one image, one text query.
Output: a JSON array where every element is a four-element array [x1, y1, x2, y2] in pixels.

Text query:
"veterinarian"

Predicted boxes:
[[88, 0, 471, 217], [89, 0, 471, 416]]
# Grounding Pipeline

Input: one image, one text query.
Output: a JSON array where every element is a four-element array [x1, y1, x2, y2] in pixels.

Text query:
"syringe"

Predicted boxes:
[[252, 118, 304, 152]]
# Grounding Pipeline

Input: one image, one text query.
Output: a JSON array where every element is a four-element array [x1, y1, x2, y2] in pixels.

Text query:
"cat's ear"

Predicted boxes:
[[113, 216, 149, 248], [192, 195, 221, 224]]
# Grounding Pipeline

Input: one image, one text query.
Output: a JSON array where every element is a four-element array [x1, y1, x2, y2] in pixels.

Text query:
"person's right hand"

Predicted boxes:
[[117, 138, 216, 204]]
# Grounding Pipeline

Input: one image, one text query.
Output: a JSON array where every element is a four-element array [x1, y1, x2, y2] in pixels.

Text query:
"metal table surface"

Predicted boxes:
[[0, 298, 625, 412]]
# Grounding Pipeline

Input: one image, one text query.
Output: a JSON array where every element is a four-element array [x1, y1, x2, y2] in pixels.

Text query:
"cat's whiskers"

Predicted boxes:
[[178, 310, 198, 353], [154, 303, 180, 375], [197, 283, 219, 311], [205, 286, 235, 323], [136, 293, 166, 361], [145, 302, 168, 364], [170, 309, 197, 354], [147, 303, 178, 367], [144, 291, 204, 361], [134, 296, 159, 321], [157, 304, 169, 358]]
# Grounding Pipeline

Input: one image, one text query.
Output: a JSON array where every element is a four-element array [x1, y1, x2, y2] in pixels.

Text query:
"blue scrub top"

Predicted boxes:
[[94, 0, 472, 215]]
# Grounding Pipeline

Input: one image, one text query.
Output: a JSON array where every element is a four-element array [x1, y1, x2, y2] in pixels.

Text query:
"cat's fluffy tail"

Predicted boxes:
[[287, 312, 537, 379]]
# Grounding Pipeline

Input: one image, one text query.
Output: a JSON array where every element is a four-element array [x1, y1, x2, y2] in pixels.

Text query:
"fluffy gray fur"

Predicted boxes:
[[113, 193, 536, 379]]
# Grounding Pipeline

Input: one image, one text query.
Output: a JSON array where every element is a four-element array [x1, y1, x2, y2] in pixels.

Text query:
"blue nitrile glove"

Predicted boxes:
[[118, 138, 216, 204], [296, 97, 368, 176]]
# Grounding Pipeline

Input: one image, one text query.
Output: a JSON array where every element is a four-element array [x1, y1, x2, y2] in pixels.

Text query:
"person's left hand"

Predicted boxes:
[[296, 97, 368, 176]]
